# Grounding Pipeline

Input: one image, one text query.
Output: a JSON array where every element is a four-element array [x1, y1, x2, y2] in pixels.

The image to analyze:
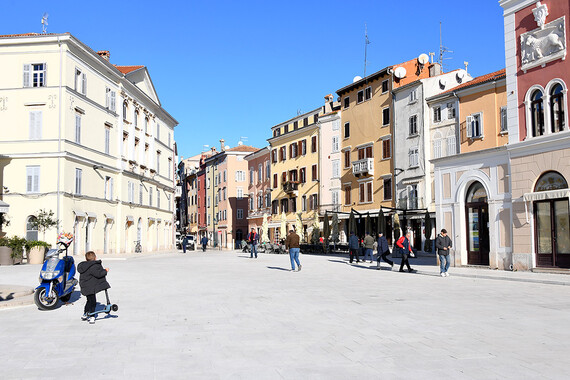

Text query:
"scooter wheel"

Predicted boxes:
[[34, 288, 59, 310], [112, 304, 118, 312]]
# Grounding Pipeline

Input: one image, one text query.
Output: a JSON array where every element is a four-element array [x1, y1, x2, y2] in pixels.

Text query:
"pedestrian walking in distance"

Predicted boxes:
[[182, 234, 188, 253], [285, 229, 301, 271], [435, 228, 452, 277], [248, 228, 259, 258], [348, 231, 360, 264], [200, 235, 208, 252], [396, 231, 416, 273], [363, 232, 375, 263], [376, 232, 394, 269], [78, 251, 111, 324]]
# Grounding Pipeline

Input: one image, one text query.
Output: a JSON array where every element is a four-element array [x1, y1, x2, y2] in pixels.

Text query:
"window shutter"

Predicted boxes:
[[110, 178, 114, 199], [359, 184, 365, 203], [42, 63, 47, 86], [367, 182, 372, 202], [82, 73, 87, 94], [105, 89, 110, 108], [466, 116, 473, 138], [23, 64, 31, 87]]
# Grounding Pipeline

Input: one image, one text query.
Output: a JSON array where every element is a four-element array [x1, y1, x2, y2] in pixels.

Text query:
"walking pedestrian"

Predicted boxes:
[[285, 229, 301, 271], [200, 235, 208, 252], [376, 232, 394, 269], [363, 232, 375, 263], [248, 228, 258, 258], [435, 228, 452, 277], [348, 231, 360, 263], [396, 231, 416, 273], [182, 234, 188, 253]]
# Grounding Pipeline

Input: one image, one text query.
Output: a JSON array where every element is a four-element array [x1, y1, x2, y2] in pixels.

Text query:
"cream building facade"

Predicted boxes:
[[0, 33, 177, 255]]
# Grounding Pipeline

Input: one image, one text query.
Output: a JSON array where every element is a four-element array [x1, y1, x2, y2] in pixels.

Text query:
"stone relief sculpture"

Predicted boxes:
[[532, 1, 549, 29], [521, 17, 566, 72]]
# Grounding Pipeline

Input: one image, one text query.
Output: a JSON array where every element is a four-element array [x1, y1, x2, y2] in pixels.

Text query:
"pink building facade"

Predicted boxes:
[[245, 148, 271, 238]]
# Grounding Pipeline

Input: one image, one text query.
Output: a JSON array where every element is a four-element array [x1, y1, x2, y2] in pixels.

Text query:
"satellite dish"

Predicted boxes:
[[394, 67, 406, 79], [418, 53, 429, 65], [353, 76, 362, 83], [457, 71, 465, 79], [439, 78, 447, 87]]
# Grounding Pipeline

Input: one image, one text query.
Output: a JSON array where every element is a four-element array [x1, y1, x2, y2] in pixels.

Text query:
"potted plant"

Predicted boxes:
[[30, 209, 59, 241], [26, 240, 50, 264], [0, 236, 11, 265], [8, 236, 26, 265]]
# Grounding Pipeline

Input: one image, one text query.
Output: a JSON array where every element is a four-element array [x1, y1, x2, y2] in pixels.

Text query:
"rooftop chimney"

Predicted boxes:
[[97, 50, 110, 61], [220, 139, 226, 151]]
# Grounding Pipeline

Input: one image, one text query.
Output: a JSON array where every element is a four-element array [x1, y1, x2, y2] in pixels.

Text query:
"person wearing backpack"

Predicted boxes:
[[396, 231, 416, 273]]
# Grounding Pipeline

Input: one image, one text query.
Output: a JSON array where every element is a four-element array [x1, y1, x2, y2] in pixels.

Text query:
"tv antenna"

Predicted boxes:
[[239, 136, 248, 146], [41, 13, 49, 34], [438, 22, 453, 72], [364, 23, 371, 78]]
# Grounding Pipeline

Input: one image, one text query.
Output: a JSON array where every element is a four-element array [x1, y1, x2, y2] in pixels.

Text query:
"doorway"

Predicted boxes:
[[465, 182, 490, 266]]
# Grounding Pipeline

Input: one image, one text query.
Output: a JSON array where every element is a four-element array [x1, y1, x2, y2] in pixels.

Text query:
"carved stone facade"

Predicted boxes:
[[520, 16, 566, 72]]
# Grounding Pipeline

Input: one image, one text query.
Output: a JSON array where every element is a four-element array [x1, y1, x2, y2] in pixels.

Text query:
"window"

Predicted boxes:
[[284, 124, 289, 133], [312, 164, 318, 181], [272, 200, 279, 214], [365, 86, 372, 101], [75, 68, 87, 95], [290, 197, 297, 212], [123, 102, 128, 120], [157, 190, 160, 208], [332, 119, 340, 131], [139, 184, 143, 205], [223, 187, 227, 200], [382, 138, 391, 159], [500, 106, 508, 133], [447, 102, 456, 119], [311, 136, 317, 153], [332, 160, 340, 178], [382, 107, 390, 126], [156, 151, 160, 173], [105, 127, 110, 155], [304, 117, 308, 127], [249, 194, 254, 210], [250, 168, 254, 184], [272, 149, 277, 163], [280, 199, 289, 213], [433, 106, 441, 123], [23, 63, 46, 87], [149, 187, 153, 207], [294, 121, 298, 129], [258, 193, 263, 208], [266, 193, 271, 207], [29, 110, 42, 140], [288, 169, 298, 182], [433, 134, 442, 159], [237, 187, 243, 199], [127, 181, 135, 203], [273, 174, 277, 188], [290, 143, 298, 158], [224, 170, 227, 182], [409, 115, 418, 136], [447, 134, 456, 155], [301, 195, 307, 211], [156, 123, 160, 140], [300, 140, 307, 155], [383, 177, 392, 200], [344, 122, 350, 138], [168, 133, 171, 147], [332, 136, 340, 152], [550, 84, 565, 133], [134, 110, 139, 129], [168, 158, 172, 179], [409, 89, 418, 103], [104, 176, 114, 200], [357, 90, 364, 103], [359, 182, 373, 203], [75, 114, 81, 144], [144, 117, 149, 134], [382, 80, 389, 93], [279, 146, 286, 161], [359, 183, 365, 203], [310, 194, 318, 210], [409, 184, 418, 209], [409, 147, 419, 167], [314, 114, 318, 124], [75, 168, 82, 195], [258, 164, 263, 182], [266, 161, 270, 179], [299, 167, 306, 183], [344, 150, 351, 168], [106, 88, 116, 112], [344, 97, 350, 109], [332, 190, 339, 205], [466, 113, 483, 138], [26, 166, 40, 193], [235, 171, 245, 182], [357, 146, 373, 159], [344, 186, 351, 205]]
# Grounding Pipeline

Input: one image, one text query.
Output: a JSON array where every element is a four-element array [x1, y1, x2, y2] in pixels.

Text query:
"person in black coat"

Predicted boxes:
[[78, 251, 110, 324], [376, 232, 394, 269], [435, 228, 453, 277]]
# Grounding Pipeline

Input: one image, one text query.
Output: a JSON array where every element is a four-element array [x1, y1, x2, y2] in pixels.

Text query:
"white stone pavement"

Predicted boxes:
[[1, 250, 569, 379]]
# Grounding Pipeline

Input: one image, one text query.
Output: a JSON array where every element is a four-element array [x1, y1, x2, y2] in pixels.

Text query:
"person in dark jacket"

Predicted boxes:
[[182, 234, 188, 253], [201, 236, 209, 251], [435, 228, 452, 277], [78, 251, 110, 324], [285, 229, 301, 271], [376, 232, 393, 269], [348, 231, 360, 264], [248, 228, 258, 258], [396, 231, 416, 273]]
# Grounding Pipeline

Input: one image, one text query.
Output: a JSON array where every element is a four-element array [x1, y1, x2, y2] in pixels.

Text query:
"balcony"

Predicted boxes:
[[282, 181, 299, 194], [352, 158, 374, 176]]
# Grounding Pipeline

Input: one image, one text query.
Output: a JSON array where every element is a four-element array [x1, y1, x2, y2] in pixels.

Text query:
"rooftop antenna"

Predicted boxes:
[[41, 13, 49, 34], [364, 23, 371, 78], [239, 136, 248, 146], [438, 22, 453, 72], [297, 109, 302, 116], [428, 52, 435, 64], [202, 144, 209, 152], [464, 61, 469, 74]]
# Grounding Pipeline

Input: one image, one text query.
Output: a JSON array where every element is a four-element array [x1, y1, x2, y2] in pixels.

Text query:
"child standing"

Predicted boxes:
[[78, 251, 110, 324]]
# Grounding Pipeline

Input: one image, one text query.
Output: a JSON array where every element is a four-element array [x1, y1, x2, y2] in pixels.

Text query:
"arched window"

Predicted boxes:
[[134, 110, 139, 129], [466, 182, 488, 203], [550, 84, 565, 133], [122, 101, 128, 120], [534, 171, 568, 192], [26, 216, 38, 241], [446, 132, 456, 156], [531, 89, 545, 137]]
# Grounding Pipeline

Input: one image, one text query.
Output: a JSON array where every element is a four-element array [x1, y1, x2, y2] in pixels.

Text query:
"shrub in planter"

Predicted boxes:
[[9, 236, 27, 265], [26, 240, 50, 264], [0, 236, 12, 265]]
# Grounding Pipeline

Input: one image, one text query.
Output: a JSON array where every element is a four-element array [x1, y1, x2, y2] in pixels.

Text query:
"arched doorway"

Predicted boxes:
[[26, 216, 38, 241], [533, 171, 569, 268], [465, 182, 490, 266]]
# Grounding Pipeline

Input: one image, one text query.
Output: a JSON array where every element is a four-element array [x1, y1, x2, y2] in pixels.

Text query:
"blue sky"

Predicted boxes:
[[2, 1, 506, 159]]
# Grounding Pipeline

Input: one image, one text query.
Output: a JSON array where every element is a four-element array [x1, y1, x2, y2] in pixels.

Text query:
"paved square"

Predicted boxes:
[[1, 250, 569, 379]]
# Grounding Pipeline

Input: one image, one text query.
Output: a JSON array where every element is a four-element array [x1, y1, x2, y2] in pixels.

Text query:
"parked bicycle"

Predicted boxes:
[[134, 240, 142, 253]]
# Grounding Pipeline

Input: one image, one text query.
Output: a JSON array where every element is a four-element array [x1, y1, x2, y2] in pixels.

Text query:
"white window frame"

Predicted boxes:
[[237, 187, 243, 200], [26, 166, 40, 193], [447, 102, 456, 119], [332, 119, 340, 131], [29, 110, 42, 140], [75, 67, 87, 95], [409, 89, 418, 103], [332, 159, 340, 178], [382, 107, 390, 126], [106, 88, 116, 112], [447, 134, 457, 156], [408, 147, 419, 168], [104, 127, 110, 155], [500, 106, 508, 133], [409, 115, 418, 136], [104, 176, 114, 200], [139, 184, 143, 205], [365, 86, 372, 101], [23, 63, 47, 88], [75, 168, 82, 195], [433, 106, 442, 123], [466, 112, 483, 139], [75, 114, 81, 144], [332, 135, 340, 153]]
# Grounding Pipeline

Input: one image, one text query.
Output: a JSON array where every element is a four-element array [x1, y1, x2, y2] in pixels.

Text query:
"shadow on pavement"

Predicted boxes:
[[266, 266, 291, 271]]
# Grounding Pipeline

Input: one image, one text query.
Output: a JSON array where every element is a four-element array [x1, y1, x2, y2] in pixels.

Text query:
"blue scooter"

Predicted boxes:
[[34, 240, 78, 310]]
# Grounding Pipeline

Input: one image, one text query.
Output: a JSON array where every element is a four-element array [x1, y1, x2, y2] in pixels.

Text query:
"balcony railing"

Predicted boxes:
[[282, 181, 299, 193], [352, 158, 374, 176]]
